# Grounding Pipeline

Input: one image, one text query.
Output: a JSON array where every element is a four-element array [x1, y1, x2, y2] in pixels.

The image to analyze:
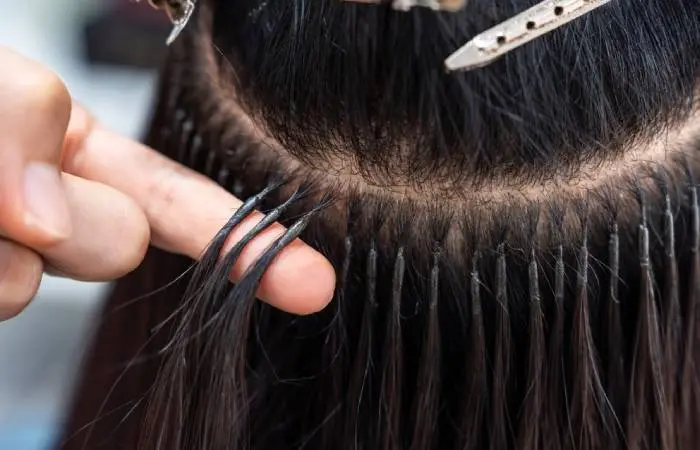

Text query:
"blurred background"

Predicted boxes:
[[0, 0, 169, 448]]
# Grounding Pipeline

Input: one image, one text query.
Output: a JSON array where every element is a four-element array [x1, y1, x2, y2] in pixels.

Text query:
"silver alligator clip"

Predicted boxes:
[[340, 0, 466, 12], [445, 0, 613, 71], [135, 0, 196, 45], [341, 0, 613, 72]]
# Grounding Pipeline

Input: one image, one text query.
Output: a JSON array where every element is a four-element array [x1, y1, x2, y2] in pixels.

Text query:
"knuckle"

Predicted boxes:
[[18, 69, 72, 124], [146, 166, 185, 227], [62, 105, 94, 164]]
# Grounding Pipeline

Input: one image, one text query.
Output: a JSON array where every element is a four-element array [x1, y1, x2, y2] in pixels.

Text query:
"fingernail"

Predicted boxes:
[[23, 163, 72, 239]]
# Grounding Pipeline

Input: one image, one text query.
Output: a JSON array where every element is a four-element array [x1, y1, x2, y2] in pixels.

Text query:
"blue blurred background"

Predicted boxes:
[[0, 1, 165, 448]]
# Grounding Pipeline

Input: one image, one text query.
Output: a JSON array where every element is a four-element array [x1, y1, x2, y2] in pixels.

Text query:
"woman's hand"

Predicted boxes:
[[0, 46, 336, 320]]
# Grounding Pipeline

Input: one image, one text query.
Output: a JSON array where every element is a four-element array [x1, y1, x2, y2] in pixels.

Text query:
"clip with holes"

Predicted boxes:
[[341, 0, 466, 12], [445, 0, 612, 71]]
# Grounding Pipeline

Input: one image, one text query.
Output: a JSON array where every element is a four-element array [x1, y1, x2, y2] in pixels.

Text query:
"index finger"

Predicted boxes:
[[63, 108, 336, 315]]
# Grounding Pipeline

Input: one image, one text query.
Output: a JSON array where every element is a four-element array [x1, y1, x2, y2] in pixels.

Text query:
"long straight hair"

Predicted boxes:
[[59, 83, 700, 449], [59, 1, 700, 448]]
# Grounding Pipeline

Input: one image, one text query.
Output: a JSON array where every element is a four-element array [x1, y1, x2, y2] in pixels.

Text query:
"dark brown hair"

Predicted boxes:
[[60, 1, 700, 449]]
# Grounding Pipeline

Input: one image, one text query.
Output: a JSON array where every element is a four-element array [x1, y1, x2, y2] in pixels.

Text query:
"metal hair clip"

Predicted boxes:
[[135, 0, 196, 45], [341, 0, 466, 12], [445, 0, 612, 71]]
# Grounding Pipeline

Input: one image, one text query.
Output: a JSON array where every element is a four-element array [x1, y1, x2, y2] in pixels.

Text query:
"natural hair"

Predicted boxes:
[[60, 1, 700, 450]]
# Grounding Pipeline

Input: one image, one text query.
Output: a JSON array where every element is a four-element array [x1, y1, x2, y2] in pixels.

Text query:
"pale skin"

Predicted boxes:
[[0, 46, 336, 320]]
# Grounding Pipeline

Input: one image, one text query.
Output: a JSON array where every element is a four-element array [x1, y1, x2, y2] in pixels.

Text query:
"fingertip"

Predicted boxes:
[[255, 240, 337, 315]]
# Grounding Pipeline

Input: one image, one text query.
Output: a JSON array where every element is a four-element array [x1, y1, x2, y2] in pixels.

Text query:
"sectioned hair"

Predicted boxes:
[[60, 1, 700, 449]]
